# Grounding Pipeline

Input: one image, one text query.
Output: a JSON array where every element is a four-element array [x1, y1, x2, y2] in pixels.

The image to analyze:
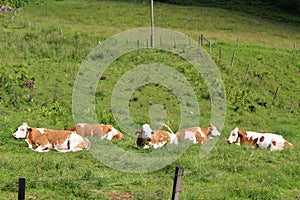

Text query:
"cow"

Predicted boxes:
[[135, 123, 178, 149], [227, 127, 295, 151], [12, 123, 91, 153], [69, 123, 124, 141], [175, 124, 221, 144]]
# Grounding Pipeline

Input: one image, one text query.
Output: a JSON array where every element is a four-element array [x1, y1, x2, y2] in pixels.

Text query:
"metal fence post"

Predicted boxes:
[[18, 178, 26, 200], [172, 166, 184, 200]]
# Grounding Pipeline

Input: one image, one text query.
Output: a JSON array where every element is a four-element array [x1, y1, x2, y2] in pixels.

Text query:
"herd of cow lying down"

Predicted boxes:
[[12, 122, 295, 153]]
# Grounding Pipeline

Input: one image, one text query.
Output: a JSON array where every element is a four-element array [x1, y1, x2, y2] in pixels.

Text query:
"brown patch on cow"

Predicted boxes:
[[272, 141, 277, 147], [106, 190, 134, 200], [70, 124, 123, 140], [259, 136, 265, 142], [238, 130, 257, 147], [112, 130, 124, 140], [27, 128, 43, 147], [175, 129, 187, 139], [200, 127, 210, 143], [237, 129, 247, 144], [43, 129, 74, 145], [195, 131, 205, 143], [27, 128, 74, 148], [176, 127, 209, 144], [150, 130, 170, 144]]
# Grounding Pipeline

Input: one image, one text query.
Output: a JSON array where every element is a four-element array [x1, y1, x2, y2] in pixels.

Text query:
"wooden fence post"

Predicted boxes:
[[231, 52, 236, 67], [18, 178, 26, 200], [172, 166, 184, 200], [200, 34, 203, 46], [160, 36, 162, 48], [173, 37, 177, 48], [273, 86, 280, 102], [245, 64, 249, 76]]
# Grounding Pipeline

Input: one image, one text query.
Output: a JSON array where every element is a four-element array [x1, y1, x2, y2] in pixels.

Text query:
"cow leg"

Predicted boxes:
[[34, 146, 50, 152], [105, 132, 114, 140], [56, 149, 72, 153], [70, 147, 84, 152]]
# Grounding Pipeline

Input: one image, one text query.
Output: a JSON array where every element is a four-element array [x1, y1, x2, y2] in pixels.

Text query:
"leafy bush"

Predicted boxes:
[[1, 0, 24, 8]]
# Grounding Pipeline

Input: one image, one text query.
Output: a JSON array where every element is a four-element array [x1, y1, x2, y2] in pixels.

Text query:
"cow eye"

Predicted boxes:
[[232, 133, 236, 136], [151, 131, 154, 135]]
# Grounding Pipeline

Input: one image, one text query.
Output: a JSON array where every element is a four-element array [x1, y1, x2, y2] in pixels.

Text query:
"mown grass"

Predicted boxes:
[[0, 0, 299, 199]]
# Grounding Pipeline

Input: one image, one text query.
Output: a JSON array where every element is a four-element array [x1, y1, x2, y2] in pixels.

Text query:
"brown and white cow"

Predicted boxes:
[[227, 127, 295, 151], [69, 123, 124, 141], [135, 123, 178, 149], [13, 123, 91, 153], [175, 124, 221, 144]]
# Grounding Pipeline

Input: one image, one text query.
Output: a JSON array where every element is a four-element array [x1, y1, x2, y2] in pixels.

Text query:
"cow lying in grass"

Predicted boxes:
[[69, 123, 124, 141], [13, 123, 91, 153], [227, 127, 295, 151], [135, 123, 178, 149], [175, 124, 221, 144]]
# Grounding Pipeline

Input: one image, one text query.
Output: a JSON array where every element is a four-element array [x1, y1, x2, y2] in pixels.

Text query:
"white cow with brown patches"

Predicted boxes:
[[135, 124, 178, 149], [227, 127, 295, 151], [69, 123, 124, 141], [175, 124, 221, 144], [13, 123, 91, 153]]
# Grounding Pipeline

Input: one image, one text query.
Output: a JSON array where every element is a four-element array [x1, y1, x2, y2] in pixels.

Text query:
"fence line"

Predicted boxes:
[[6, 18, 300, 111], [12, 166, 185, 200]]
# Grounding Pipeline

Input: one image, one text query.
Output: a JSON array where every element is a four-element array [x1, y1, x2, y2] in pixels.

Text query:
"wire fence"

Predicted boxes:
[[0, 166, 188, 200]]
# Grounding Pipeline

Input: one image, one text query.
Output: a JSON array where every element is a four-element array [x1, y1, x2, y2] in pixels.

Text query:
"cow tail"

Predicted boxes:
[[83, 138, 92, 150], [158, 122, 174, 134]]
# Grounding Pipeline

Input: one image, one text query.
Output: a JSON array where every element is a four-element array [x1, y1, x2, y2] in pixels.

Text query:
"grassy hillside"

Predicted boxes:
[[111, 0, 300, 24], [0, 0, 299, 199]]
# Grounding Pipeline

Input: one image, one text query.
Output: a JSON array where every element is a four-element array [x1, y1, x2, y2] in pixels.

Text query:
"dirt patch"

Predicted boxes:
[[106, 190, 134, 200]]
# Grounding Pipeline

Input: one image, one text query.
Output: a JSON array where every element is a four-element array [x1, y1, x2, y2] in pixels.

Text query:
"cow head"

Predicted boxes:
[[135, 124, 153, 141], [141, 124, 154, 141], [227, 127, 239, 144], [208, 124, 221, 137], [13, 123, 31, 139]]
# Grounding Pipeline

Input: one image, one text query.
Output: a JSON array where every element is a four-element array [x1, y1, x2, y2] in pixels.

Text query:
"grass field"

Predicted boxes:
[[0, 0, 299, 199]]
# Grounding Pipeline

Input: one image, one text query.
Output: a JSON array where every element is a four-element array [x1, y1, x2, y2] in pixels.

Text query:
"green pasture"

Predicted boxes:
[[0, 0, 299, 199]]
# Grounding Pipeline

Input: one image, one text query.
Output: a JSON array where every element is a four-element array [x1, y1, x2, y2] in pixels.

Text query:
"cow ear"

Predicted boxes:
[[238, 132, 243, 138], [135, 129, 141, 135]]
